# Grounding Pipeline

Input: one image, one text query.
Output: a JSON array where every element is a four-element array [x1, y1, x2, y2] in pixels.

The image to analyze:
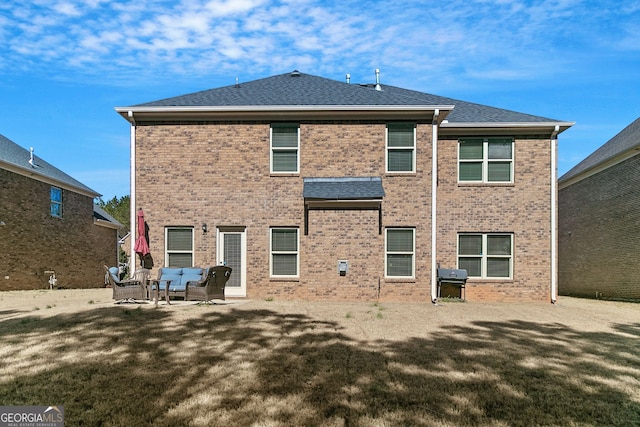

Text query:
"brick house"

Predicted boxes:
[[558, 117, 640, 300], [0, 134, 121, 290], [116, 71, 573, 302]]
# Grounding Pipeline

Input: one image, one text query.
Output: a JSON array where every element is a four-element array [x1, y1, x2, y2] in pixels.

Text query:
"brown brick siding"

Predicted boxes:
[[558, 155, 640, 300], [436, 137, 553, 301], [0, 169, 118, 290], [136, 123, 553, 301]]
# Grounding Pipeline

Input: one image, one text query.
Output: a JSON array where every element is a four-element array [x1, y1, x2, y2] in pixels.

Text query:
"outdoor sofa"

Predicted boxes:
[[153, 267, 206, 301]]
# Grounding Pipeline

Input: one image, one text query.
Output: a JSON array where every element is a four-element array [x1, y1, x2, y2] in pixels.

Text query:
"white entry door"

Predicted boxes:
[[217, 228, 246, 297]]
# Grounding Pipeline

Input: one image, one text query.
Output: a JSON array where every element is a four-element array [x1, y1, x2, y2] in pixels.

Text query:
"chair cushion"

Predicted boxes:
[[108, 267, 119, 283], [180, 268, 204, 288], [158, 272, 183, 291]]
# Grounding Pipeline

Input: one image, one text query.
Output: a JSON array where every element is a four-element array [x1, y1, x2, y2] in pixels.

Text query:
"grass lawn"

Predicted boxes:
[[0, 289, 638, 426]]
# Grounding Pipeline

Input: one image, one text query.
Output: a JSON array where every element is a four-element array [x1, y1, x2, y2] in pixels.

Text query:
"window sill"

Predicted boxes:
[[466, 278, 513, 283], [385, 172, 417, 176], [270, 277, 300, 282], [457, 182, 514, 187], [270, 173, 299, 177], [384, 278, 416, 283]]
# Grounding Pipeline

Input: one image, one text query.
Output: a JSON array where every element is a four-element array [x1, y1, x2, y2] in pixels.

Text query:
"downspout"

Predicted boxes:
[[128, 111, 136, 277], [550, 125, 559, 303], [431, 109, 440, 303]]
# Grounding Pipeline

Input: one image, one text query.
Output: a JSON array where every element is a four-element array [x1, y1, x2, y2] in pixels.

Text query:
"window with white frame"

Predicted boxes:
[[459, 138, 514, 182], [271, 123, 299, 173], [270, 228, 299, 277], [50, 186, 62, 217], [385, 228, 415, 277], [458, 233, 513, 279], [165, 227, 194, 267], [386, 123, 416, 173]]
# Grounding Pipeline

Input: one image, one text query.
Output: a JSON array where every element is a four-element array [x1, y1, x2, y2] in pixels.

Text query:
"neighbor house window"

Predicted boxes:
[[459, 138, 514, 182], [165, 227, 194, 267], [386, 123, 416, 173], [386, 228, 415, 277], [50, 186, 62, 217], [271, 123, 299, 173], [458, 233, 513, 279], [270, 228, 298, 277]]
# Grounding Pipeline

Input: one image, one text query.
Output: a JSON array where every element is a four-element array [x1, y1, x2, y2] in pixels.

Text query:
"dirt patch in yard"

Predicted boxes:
[[1, 289, 636, 338]]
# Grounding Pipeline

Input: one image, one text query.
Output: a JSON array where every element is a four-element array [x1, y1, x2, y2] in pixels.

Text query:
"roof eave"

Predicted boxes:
[[94, 218, 122, 230], [559, 144, 640, 189], [115, 105, 455, 122], [0, 160, 100, 198], [440, 121, 574, 136]]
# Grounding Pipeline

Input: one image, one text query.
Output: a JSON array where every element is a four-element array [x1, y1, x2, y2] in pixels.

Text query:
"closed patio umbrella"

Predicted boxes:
[[134, 208, 152, 268]]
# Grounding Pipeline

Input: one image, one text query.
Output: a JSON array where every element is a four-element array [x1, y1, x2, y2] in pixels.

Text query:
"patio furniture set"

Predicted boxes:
[[104, 265, 232, 305]]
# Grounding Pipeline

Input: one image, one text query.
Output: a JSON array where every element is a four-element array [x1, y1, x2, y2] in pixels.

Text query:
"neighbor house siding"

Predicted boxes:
[[135, 121, 435, 301], [0, 169, 117, 290], [558, 155, 640, 300], [436, 136, 554, 301]]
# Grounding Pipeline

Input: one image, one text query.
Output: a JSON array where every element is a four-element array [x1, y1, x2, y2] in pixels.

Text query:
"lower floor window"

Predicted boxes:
[[270, 228, 299, 277], [458, 233, 512, 278], [386, 228, 415, 277], [165, 227, 194, 267]]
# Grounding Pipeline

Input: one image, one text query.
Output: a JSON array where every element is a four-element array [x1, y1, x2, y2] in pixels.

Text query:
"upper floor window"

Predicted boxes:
[[270, 227, 299, 277], [386, 123, 416, 173], [165, 227, 194, 267], [271, 123, 299, 173], [385, 228, 415, 278], [50, 186, 62, 217], [458, 233, 513, 279], [459, 138, 514, 183]]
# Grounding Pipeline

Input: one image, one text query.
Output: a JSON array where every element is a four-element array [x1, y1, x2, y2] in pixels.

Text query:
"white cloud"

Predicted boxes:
[[0, 0, 638, 89]]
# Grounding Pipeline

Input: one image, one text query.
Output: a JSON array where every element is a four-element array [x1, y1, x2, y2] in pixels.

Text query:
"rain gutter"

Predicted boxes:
[[431, 109, 439, 303], [550, 125, 559, 303], [127, 110, 136, 277]]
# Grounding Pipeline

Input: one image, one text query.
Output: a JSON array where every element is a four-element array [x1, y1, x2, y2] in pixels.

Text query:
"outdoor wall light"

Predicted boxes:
[[202, 223, 208, 233]]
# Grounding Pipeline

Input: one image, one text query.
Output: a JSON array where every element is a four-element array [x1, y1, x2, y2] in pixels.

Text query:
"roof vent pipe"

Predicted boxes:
[[346, 73, 350, 84], [375, 68, 381, 91], [28, 147, 39, 168]]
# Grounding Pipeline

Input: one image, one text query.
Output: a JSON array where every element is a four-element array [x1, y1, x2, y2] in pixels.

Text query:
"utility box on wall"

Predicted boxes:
[[338, 260, 349, 276]]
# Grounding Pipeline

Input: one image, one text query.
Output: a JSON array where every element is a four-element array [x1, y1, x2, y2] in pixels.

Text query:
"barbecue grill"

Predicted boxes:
[[437, 267, 468, 300]]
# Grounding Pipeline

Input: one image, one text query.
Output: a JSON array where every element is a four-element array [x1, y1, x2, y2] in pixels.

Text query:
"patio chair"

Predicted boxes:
[[104, 265, 147, 303], [186, 265, 232, 303]]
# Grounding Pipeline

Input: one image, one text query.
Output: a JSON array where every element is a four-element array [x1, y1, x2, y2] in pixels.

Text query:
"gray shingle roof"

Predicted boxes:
[[0, 134, 99, 196], [303, 177, 385, 200], [134, 71, 565, 125], [93, 204, 122, 227], [560, 117, 640, 182]]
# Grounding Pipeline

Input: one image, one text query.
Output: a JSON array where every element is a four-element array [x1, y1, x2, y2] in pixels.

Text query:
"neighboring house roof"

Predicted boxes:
[[559, 117, 640, 186], [0, 134, 100, 197], [93, 204, 123, 230], [116, 71, 573, 133], [303, 177, 385, 200]]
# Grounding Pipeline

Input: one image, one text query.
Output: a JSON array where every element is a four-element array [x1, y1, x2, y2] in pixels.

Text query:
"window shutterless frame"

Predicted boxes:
[[50, 186, 62, 218], [386, 123, 416, 173], [165, 227, 194, 268], [385, 228, 416, 278], [458, 138, 514, 183], [270, 123, 300, 174], [457, 233, 513, 279], [270, 227, 299, 277]]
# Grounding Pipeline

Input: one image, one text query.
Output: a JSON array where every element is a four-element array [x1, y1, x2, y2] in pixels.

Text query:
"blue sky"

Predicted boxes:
[[1, 0, 639, 199]]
